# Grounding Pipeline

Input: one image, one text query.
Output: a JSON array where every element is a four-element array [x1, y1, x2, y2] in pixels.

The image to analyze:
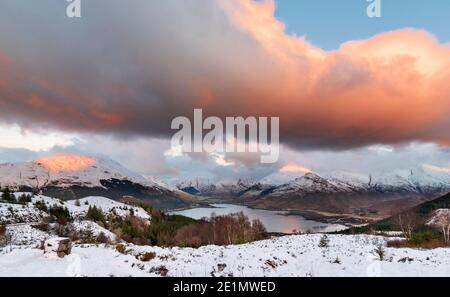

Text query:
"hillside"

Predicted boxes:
[[2, 234, 450, 277], [0, 194, 150, 225], [0, 155, 197, 210], [343, 191, 450, 235], [234, 168, 450, 220]]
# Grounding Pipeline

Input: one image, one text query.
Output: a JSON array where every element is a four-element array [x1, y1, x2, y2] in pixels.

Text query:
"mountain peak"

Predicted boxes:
[[0, 154, 149, 189]]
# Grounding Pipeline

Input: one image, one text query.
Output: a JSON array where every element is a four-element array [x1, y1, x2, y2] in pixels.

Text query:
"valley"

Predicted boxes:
[[1, 154, 450, 277]]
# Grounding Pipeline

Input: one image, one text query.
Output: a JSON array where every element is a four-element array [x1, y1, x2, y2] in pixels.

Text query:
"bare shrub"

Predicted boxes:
[[140, 252, 156, 262], [209, 212, 267, 246], [0, 224, 5, 237], [172, 221, 211, 248], [388, 231, 448, 249], [96, 232, 110, 244], [163, 212, 268, 247], [116, 243, 127, 254], [51, 223, 79, 241], [149, 265, 168, 276]]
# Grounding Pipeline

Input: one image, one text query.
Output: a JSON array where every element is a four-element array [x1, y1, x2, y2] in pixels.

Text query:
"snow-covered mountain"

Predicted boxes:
[[254, 166, 450, 198], [265, 173, 355, 197], [0, 155, 196, 209], [172, 165, 450, 201], [259, 170, 310, 187], [0, 155, 152, 189], [175, 178, 255, 197]]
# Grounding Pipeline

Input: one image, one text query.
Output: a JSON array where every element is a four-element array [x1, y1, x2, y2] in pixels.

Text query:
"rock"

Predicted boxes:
[[44, 238, 72, 258], [217, 263, 227, 272], [398, 257, 414, 263]]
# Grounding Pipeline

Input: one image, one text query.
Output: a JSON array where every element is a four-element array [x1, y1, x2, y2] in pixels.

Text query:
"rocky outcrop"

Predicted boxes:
[[44, 238, 72, 258]]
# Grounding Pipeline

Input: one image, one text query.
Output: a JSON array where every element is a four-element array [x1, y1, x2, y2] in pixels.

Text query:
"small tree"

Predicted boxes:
[[34, 201, 48, 212], [85, 206, 105, 223], [79, 227, 95, 244], [1, 188, 16, 203], [319, 235, 330, 248], [395, 211, 419, 241], [333, 256, 341, 264], [18, 194, 32, 205], [373, 242, 386, 261], [49, 204, 72, 224]]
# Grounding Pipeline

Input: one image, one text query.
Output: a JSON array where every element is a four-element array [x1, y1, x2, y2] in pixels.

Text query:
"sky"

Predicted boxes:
[[275, 0, 450, 50], [1, 0, 450, 182]]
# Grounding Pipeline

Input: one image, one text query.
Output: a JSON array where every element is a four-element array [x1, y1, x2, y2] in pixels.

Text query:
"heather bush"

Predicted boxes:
[[140, 252, 157, 262]]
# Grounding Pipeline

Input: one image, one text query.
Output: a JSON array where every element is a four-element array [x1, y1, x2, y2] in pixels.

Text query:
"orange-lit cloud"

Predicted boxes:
[[1, 0, 450, 151], [280, 163, 312, 174], [35, 155, 96, 173]]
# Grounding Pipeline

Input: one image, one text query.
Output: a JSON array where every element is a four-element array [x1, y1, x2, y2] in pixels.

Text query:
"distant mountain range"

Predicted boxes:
[[0, 155, 196, 210], [175, 166, 450, 218], [2, 154, 450, 216], [175, 178, 255, 198], [176, 166, 450, 198]]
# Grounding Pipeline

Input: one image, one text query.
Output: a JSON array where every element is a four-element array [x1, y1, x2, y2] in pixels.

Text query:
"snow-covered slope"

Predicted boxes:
[[173, 164, 450, 200], [65, 196, 150, 220], [427, 209, 450, 227], [72, 221, 117, 242], [0, 194, 150, 224], [0, 202, 45, 224], [252, 165, 450, 199], [267, 173, 354, 196], [1, 234, 450, 277], [259, 171, 309, 187], [0, 155, 152, 189], [324, 171, 371, 191], [176, 178, 255, 197]]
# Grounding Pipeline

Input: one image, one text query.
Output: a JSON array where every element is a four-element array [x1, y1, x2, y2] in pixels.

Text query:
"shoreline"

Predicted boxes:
[[168, 199, 368, 229]]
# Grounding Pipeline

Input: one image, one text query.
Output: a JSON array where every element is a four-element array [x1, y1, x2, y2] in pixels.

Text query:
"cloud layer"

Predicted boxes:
[[1, 0, 450, 150]]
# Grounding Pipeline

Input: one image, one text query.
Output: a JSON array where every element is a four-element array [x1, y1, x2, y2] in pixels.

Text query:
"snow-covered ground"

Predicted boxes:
[[1, 234, 450, 277], [0, 202, 45, 224], [0, 195, 150, 224], [65, 196, 150, 220], [1, 194, 449, 277]]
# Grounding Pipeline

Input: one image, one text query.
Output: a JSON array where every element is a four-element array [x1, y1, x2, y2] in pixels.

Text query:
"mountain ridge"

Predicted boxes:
[[0, 155, 197, 210]]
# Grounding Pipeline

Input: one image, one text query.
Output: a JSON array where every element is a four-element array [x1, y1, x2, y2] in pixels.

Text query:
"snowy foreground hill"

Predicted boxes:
[[0, 194, 150, 224], [1, 233, 450, 277], [1, 194, 450, 277]]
